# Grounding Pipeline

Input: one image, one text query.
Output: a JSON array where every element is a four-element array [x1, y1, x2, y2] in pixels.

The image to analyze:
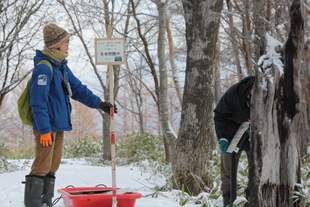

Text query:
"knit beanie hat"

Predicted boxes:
[[43, 23, 70, 49]]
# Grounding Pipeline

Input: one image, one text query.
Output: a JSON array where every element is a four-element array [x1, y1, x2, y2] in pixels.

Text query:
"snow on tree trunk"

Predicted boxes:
[[251, 1, 305, 206], [172, 0, 223, 195]]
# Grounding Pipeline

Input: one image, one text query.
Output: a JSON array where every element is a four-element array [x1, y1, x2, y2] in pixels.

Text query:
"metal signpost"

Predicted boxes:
[[95, 24, 126, 207]]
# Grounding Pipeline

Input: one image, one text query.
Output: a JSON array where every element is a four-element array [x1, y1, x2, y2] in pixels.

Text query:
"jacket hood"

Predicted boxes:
[[237, 76, 255, 96]]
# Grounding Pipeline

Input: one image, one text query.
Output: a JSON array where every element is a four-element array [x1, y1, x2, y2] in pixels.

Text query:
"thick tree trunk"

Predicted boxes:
[[303, 39, 310, 152], [249, 0, 267, 204], [157, 0, 176, 163], [251, 1, 304, 207], [299, 13, 310, 157], [172, 0, 223, 195]]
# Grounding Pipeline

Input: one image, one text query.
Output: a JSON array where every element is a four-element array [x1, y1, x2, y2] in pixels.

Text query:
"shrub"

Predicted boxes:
[[117, 133, 165, 163], [0, 143, 10, 158], [63, 136, 101, 158], [0, 144, 19, 173], [8, 147, 34, 159]]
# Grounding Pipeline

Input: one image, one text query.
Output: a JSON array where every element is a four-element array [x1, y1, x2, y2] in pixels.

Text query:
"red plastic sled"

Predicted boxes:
[[58, 187, 142, 207]]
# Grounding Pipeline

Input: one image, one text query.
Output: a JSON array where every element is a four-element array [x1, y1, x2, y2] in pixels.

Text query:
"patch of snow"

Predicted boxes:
[[0, 159, 162, 207], [0, 159, 194, 207], [233, 196, 248, 205], [258, 33, 284, 77], [0, 158, 19, 173], [0, 158, 280, 207]]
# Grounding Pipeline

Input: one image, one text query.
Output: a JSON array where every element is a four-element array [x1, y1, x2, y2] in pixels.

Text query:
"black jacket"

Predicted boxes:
[[214, 76, 255, 149]]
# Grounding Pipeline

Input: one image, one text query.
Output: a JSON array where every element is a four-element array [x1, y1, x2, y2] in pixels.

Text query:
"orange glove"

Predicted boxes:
[[40, 132, 52, 147]]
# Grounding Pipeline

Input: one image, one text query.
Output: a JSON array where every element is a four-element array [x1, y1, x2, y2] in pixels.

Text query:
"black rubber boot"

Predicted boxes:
[[42, 174, 55, 207], [24, 175, 44, 207]]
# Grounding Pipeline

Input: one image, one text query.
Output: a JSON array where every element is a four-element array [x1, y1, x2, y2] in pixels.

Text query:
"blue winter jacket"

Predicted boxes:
[[30, 50, 101, 134]]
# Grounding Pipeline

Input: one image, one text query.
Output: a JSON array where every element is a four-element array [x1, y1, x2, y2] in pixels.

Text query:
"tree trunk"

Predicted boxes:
[[0, 94, 4, 109], [249, 0, 267, 204], [299, 9, 310, 158], [251, 1, 305, 206], [136, 66, 145, 135], [157, 0, 176, 163], [126, 59, 145, 135], [241, 0, 254, 75], [102, 114, 111, 161], [248, 0, 267, 204], [138, 106, 144, 134], [102, 64, 120, 161], [266, 0, 272, 31], [102, 75, 111, 160], [214, 40, 222, 103], [166, 16, 182, 106], [172, 0, 223, 195], [227, 0, 243, 80], [253, 0, 266, 63], [130, 0, 178, 161]]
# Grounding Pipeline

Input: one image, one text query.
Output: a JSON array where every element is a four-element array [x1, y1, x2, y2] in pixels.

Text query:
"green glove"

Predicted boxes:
[[218, 138, 230, 153]]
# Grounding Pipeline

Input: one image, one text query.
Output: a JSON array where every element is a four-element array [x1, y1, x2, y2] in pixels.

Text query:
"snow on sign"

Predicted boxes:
[[95, 38, 126, 65]]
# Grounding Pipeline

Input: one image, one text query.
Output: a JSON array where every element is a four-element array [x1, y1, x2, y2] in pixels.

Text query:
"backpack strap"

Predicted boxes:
[[37, 60, 53, 74]]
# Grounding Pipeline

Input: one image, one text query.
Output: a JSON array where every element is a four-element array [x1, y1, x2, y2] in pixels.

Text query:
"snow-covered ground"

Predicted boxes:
[[0, 159, 224, 207]]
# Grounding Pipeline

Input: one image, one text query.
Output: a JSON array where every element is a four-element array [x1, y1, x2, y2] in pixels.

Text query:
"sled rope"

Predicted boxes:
[[52, 195, 62, 206], [52, 185, 75, 206]]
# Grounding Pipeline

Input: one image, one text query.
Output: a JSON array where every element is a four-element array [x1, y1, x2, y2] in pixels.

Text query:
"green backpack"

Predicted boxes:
[[18, 60, 53, 126]]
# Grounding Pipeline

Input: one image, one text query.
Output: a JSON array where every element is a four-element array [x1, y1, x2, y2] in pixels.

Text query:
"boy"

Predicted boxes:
[[24, 23, 116, 207]]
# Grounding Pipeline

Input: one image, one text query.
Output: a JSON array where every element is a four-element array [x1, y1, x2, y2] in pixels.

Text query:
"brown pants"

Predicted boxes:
[[221, 150, 251, 206], [30, 131, 64, 176]]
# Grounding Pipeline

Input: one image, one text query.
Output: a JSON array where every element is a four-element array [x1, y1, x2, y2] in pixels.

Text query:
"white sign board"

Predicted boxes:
[[95, 38, 126, 65]]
